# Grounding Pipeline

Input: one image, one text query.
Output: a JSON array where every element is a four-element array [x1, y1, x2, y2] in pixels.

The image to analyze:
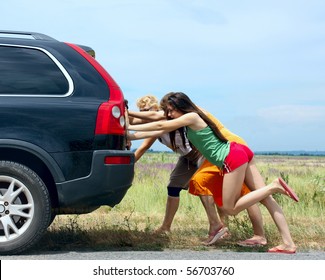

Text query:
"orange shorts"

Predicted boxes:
[[189, 159, 250, 207]]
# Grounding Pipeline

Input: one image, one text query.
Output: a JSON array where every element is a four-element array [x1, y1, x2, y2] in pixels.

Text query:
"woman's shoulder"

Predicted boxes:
[[183, 111, 200, 119], [185, 113, 209, 130]]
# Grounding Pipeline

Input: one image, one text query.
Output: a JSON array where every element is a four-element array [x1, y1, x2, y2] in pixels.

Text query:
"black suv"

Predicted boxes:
[[0, 31, 135, 254]]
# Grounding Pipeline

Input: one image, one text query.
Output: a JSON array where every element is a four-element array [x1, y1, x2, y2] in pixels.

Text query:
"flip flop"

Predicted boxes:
[[204, 226, 229, 246], [278, 177, 299, 202], [268, 246, 296, 254], [237, 238, 267, 247]]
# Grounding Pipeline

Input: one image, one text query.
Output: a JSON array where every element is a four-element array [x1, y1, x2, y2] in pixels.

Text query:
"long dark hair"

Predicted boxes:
[[160, 93, 187, 151], [161, 92, 228, 144]]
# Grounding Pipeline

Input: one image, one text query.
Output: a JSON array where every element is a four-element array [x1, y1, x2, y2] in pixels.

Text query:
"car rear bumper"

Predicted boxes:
[[55, 150, 135, 213]]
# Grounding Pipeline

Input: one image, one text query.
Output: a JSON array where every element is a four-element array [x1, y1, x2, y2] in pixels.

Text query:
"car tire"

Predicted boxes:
[[0, 161, 51, 255]]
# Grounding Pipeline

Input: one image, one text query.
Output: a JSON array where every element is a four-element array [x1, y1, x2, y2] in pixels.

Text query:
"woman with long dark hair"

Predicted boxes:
[[128, 92, 298, 254]]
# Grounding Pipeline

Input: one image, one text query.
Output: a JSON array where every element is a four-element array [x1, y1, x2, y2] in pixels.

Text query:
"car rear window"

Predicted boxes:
[[0, 45, 71, 96]]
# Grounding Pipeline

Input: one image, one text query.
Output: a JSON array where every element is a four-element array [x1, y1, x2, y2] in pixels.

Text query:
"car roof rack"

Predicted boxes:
[[0, 30, 57, 41], [0, 30, 96, 58]]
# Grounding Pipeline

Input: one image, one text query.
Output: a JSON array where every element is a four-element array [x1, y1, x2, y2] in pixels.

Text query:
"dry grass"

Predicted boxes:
[[35, 154, 325, 253]]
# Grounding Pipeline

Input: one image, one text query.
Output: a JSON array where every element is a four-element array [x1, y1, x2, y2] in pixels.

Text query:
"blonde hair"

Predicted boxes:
[[136, 95, 160, 111]]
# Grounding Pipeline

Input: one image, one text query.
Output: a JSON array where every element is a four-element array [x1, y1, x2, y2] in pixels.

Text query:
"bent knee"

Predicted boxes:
[[167, 186, 184, 197], [221, 206, 240, 216]]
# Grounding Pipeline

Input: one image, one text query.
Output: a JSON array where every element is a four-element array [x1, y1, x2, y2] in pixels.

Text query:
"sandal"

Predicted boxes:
[[268, 246, 296, 254], [278, 177, 299, 202], [203, 226, 229, 246]]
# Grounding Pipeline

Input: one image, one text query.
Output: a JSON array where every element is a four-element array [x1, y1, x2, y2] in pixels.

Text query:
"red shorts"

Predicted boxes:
[[223, 142, 254, 173]]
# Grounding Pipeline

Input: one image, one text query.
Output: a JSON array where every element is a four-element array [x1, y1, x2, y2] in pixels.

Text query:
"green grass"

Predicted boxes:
[[37, 153, 325, 253]]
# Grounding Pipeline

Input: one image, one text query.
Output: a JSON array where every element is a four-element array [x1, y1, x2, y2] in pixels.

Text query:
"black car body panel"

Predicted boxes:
[[56, 150, 135, 213], [0, 31, 134, 213]]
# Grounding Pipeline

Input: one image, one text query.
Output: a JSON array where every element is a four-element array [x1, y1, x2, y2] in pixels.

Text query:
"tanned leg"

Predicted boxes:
[[156, 196, 179, 234]]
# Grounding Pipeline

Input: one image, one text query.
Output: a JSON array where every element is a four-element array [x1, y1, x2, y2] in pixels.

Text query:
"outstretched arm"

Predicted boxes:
[[128, 113, 199, 133], [128, 110, 165, 121], [128, 130, 165, 140], [134, 137, 157, 162]]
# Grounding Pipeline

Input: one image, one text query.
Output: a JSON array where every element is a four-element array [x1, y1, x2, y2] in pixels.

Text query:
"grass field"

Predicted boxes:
[[40, 153, 325, 253]]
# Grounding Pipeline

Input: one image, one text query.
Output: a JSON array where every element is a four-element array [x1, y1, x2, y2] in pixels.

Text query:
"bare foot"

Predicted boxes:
[[154, 227, 171, 235], [237, 235, 267, 247], [271, 178, 286, 194], [272, 178, 299, 202]]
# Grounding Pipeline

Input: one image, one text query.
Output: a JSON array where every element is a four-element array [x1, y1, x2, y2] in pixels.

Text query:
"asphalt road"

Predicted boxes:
[[1, 249, 324, 260]]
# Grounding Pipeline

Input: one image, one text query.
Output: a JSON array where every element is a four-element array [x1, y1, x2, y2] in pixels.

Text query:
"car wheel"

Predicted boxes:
[[0, 161, 51, 255]]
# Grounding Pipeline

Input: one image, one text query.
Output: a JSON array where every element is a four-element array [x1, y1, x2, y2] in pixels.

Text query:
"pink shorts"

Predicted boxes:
[[223, 142, 254, 173]]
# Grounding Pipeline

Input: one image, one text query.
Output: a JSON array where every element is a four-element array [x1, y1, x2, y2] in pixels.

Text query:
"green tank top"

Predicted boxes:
[[186, 126, 230, 168]]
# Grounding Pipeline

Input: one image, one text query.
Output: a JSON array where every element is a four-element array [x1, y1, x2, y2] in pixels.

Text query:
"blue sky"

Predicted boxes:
[[2, 0, 325, 152]]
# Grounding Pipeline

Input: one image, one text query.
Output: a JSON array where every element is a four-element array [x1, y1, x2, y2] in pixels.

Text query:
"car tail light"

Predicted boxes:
[[105, 156, 131, 165], [95, 99, 125, 135], [65, 43, 126, 135]]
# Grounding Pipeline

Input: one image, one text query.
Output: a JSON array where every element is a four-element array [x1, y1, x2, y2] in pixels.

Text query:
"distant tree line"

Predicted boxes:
[[131, 149, 325, 156]]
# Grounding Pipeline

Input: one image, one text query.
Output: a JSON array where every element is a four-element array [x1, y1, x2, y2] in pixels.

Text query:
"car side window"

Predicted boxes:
[[0, 45, 69, 95]]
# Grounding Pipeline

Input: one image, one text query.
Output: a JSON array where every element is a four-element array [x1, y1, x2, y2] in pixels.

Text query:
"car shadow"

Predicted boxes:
[[27, 228, 171, 254]]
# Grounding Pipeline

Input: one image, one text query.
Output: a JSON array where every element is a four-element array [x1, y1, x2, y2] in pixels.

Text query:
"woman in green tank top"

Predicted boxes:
[[128, 92, 298, 254]]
